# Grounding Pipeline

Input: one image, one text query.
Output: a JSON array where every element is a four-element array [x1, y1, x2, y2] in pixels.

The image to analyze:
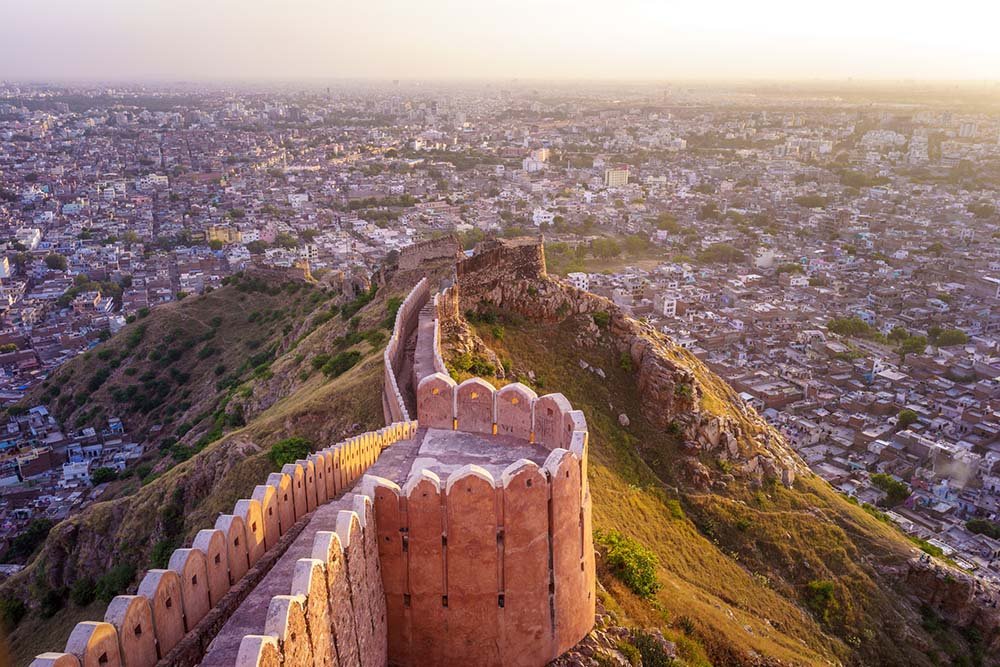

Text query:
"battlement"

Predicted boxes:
[[33, 277, 594, 667], [382, 277, 430, 422], [30, 422, 418, 667]]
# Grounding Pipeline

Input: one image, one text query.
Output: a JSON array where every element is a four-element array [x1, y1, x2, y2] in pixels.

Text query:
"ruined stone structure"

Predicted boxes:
[[32, 276, 595, 667]]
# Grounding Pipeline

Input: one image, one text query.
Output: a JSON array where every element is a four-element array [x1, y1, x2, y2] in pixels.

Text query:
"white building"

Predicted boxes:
[[531, 207, 555, 227], [566, 272, 589, 292]]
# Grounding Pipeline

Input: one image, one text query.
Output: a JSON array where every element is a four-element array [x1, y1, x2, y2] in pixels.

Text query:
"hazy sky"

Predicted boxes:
[[3, 0, 999, 82]]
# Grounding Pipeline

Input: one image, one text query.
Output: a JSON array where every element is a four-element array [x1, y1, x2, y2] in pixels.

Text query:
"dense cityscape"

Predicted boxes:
[[0, 79, 998, 592]]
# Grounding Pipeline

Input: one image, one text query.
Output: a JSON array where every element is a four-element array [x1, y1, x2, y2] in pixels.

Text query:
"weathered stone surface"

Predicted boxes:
[[104, 595, 157, 666], [311, 530, 358, 666], [501, 460, 553, 665], [192, 528, 230, 606], [65, 621, 122, 667], [235, 498, 267, 567], [445, 465, 501, 665], [136, 569, 185, 657], [251, 484, 280, 551], [29, 653, 81, 667], [167, 548, 211, 630], [264, 595, 313, 665], [281, 462, 308, 521], [495, 382, 536, 440], [533, 393, 572, 450], [354, 493, 388, 667], [265, 472, 295, 536], [234, 635, 281, 667], [216, 514, 251, 585], [455, 377, 496, 435], [404, 470, 446, 664], [369, 476, 408, 662], [545, 449, 590, 657], [291, 558, 337, 667], [416, 372, 456, 430]]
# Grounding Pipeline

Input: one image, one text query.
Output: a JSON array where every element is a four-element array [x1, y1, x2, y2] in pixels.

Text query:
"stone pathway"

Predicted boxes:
[[200, 431, 426, 666]]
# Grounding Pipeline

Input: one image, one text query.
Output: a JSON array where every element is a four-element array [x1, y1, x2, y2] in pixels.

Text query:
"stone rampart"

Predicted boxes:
[[233, 494, 387, 667], [403, 297, 595, 666], [383, 278, 430, 423], [366, 448, 594, 666], [30, 421, 418, 667]]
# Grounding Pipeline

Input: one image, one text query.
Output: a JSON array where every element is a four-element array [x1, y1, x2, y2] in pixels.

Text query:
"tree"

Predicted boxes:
[[871, 473, 911, 506], [44, 253, 68, 271], [898, 335, 928, 361], [935, 329, 967, 347], [91, 467, 118, 485], [208, 239, 224, 251], [591, 238, 621, 259], [897, 409, 919, 430]]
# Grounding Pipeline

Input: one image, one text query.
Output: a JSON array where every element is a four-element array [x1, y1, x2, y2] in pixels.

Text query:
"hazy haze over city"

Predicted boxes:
[[3, 0, 1000, 81]]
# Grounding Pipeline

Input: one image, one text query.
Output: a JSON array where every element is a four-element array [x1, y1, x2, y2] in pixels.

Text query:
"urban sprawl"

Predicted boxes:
[[0, 82, 998, 584]]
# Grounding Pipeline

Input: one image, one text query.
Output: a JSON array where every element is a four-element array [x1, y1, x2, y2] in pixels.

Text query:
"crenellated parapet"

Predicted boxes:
[[383, 277, 430, 423], [367, 445, 594, 666], [235, 493, 388, 667], [30, 421, 418, 667], [33, 276, 595, 667]]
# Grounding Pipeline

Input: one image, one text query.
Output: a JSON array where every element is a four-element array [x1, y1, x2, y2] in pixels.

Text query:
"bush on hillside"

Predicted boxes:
[[596, 530, 661, 598], [269, 436, 312, 467]]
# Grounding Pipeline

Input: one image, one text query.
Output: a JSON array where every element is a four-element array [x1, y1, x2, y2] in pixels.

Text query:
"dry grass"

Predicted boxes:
[[457, 314, 963, 666]]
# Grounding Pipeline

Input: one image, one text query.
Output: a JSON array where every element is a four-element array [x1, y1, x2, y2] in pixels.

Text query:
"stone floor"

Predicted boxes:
[[410, 428, 549, 482]]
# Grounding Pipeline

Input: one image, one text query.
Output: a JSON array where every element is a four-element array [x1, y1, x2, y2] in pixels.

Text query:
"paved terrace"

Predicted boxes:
[[201, 425, 549, 665]]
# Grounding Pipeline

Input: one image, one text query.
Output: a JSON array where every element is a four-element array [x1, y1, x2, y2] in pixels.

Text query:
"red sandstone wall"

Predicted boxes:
[[383, 278, 430, 423], [367, 449, 594, 667], [33, 421, 419, 667]]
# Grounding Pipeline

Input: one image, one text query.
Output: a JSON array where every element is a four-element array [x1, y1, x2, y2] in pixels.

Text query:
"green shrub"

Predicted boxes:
[[70, 577, 96, 606], [150, 539, 176, 568], [95, 564, 136, 602], [632, 631, 676, 667], [91, 467, 118, 485], [0, 597, 27, 630], [616, 640, 642, 666], [619, 352, 634, 372], [3, 518, 53, 562], [805, 579, 840, 625], [321, 351, 361, 378], [593, 311, 611, 328], [596, 530, 661, 598], [269, 437, 312, 467]]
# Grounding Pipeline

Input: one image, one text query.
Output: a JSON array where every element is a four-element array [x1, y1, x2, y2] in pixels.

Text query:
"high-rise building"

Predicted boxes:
[[604, 165, 629, 187]]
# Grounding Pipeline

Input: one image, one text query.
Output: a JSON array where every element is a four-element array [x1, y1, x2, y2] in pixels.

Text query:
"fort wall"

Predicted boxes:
[[382, 277, 429, 423], [31, 421, 418, 667]]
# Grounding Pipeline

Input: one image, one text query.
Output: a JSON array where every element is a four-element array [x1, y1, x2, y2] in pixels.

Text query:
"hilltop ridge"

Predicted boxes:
[[439, 237, 1000, 666]]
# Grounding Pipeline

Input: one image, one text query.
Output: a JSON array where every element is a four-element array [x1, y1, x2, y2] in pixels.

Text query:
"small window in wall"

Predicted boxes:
[[215, 554, 221, 565], [192, 575, 198, 586], [165, 597, 173, 609], [547, 408, 554, 416], [432, 387, 440, 395], [134, 625, 143, 637], [511, 396, 520, 405], [98, 653, 109, 665], [470, 391, 479, 400], [234, 536, 240, 547], [251, 522, 257, 532]]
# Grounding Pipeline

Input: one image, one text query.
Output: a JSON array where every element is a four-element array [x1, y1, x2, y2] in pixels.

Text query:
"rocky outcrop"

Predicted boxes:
[[450, 237, 805, 488], [904, 558, 1000, 654]]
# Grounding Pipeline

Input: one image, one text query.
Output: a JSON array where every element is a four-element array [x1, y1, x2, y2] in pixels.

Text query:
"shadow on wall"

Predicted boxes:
[[30, 422, 419, 667]]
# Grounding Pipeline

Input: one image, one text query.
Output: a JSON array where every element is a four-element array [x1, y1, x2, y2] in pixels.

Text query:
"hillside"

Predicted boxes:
[[2, 240, 997, 667], [438, 239, 999, 666], [0, 267, 426, 665]]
